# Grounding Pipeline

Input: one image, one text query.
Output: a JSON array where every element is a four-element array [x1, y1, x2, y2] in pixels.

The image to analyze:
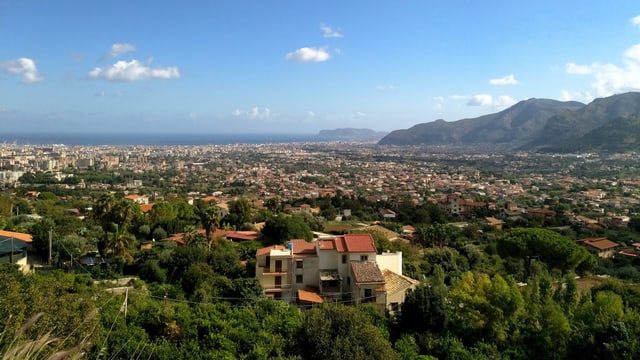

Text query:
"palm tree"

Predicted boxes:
[[106, 223, 135, 262], [91, 192, 116, 228], [183, 225, 208, 249], [199, 205, 223, 244]]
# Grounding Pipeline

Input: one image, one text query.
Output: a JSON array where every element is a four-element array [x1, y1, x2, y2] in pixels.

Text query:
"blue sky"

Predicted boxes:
[[1, 1, 640, 134]]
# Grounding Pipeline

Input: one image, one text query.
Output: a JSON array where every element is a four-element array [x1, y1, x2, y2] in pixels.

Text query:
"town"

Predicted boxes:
[[2, 141, 640, 359]]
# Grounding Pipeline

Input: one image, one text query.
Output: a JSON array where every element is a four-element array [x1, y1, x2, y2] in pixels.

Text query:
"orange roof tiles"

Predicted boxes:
[[297, 289, 324, 303], [290, 239, 316, 256], [256, 245, 286, 257], [581, 237, 619, 250], [317, 234, 376, 253], [343, 234, 376, 253], [0, 230, 32, 243]]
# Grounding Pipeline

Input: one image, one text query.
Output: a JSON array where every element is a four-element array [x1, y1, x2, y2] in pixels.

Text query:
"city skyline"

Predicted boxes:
[[2, 1, 640, 134]]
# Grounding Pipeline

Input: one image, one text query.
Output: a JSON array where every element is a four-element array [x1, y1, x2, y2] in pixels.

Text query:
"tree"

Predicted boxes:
[[198, 205, 223, 243], [105, 223, 136, 262], [296, 303, 398, 360], [262, 215, 313, 245], [226, 198, 253, 228], [447, 272, 524, 344], [497, 228, 597, 275], [183, 225, 208, 250]]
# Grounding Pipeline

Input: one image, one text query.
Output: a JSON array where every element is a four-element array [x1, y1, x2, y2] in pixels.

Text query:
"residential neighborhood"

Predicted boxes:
[[3, 141, 640, 359]]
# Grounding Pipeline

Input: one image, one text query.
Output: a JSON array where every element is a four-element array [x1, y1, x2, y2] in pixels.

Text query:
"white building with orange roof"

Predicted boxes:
[[255, 233, 415, 311]]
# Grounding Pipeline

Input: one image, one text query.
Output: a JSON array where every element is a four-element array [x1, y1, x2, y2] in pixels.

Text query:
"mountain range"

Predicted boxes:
[[378, 92, 640, 152]]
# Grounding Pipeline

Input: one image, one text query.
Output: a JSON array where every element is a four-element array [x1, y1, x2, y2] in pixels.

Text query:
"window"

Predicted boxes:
[[296, 274, 303, 283], [341, 255, 347, 264], [364, 288, 373, 301], [296, 260, 303, 269], [360, 255, 368, 261]]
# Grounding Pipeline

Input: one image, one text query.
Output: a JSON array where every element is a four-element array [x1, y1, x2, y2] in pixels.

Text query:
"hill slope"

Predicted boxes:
[[522, 92, 640, 149], [378, 98, 584, 146]]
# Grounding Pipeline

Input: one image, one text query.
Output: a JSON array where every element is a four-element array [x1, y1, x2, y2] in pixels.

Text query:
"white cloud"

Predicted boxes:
[[321, 24, 343, 38], [489, 74, 518, 85], [231, 107, 271, 119], [565, 43, 640, 96], [355, 111, 366, 117], [565, 62, 593, 74], [88, 59, 180, 81], [495, 95, 516, 107], [0, 57, 43, 83], [285, 47, 331, 63], [467, 94, 493, 106], [467, 94, 516, 107], [632, 15, 640, 28], [559, 89, 593, 103], [104, 43, 136, 59], [433, 96, 445, 110], [307, 111, 316, 117]]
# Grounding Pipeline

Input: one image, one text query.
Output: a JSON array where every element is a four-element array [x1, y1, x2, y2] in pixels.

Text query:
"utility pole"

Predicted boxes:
[[48, 227, 52, 265]]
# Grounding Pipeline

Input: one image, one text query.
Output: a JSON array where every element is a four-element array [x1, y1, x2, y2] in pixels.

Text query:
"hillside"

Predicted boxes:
[[379, 98, 584, 147], [522, 92, 640, 150], [378, 92, 640, 151], [545, 115, 640, 153]]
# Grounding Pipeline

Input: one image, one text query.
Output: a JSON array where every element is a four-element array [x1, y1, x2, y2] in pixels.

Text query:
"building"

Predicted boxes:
[[0, 230, 33, 273], [383, 269, 420, 312], [438, 194, 486, 216], [579, 237, 619, 258], [255, 234, 415, 311]]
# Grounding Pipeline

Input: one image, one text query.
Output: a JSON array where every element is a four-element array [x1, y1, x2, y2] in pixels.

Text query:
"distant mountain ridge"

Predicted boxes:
[[318, 128, 388, 141], [378, 92, 640, 152]]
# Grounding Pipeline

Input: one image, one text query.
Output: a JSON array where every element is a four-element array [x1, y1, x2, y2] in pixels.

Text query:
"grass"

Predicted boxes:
[[1, 312, 91, 360]]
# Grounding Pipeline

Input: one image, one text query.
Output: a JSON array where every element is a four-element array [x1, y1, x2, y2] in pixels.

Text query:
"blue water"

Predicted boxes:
[[0, 133, 324, 146]]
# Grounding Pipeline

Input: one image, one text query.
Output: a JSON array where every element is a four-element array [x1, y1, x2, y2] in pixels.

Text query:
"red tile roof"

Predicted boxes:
[[256, 245, 286, 257], [343, 234, 376, 253], [290, 239, 316, 256], [225, 231, 259, 241], [580, 237, 619, 250], [317, 234, 376, 253]]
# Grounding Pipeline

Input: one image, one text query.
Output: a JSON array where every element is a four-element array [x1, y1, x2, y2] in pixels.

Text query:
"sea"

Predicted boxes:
[[0, 133, 325, 146]]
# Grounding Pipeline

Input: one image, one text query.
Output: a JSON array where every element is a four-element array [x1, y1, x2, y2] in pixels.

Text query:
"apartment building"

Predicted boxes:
[[255, 234, 415, 311]]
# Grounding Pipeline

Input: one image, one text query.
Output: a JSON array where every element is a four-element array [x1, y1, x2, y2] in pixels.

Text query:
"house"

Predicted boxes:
[[485, 217, 504, 231], [124, 194, 149, 205], [383, 269, 420, 313], [381, 209, 396, 219], [255, 245, 292, 300], [579, 237, 619, 258], [438, 194, 486, 216], [255, 234, 416, 310], [0, 230, 33, 273]]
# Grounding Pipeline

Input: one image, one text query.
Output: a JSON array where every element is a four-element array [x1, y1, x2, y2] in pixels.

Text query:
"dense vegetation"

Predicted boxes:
[[2, 188, 640, 359]]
